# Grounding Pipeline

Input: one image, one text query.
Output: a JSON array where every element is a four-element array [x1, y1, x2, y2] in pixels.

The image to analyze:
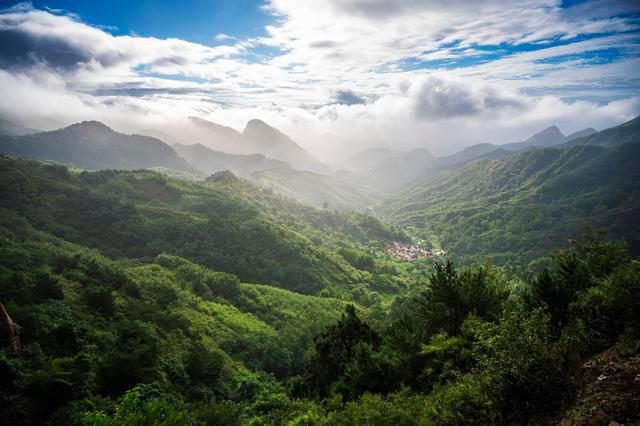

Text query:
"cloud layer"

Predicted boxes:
[[0, 1, 639, 155]]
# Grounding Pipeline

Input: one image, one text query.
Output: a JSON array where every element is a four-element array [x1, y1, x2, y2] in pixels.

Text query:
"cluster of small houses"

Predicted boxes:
[[385, 241, 446, 262]]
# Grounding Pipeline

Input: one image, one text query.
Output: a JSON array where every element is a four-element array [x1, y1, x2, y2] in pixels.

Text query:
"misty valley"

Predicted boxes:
[[1, 1, 640, 425]]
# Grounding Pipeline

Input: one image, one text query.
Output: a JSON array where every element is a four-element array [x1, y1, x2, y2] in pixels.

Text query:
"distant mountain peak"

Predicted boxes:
[[527, 125, 565, 144], [243, 119, 280, 138], [66, 120, 114, 133], [407, 148, 435, 159], [243, 119, 295, 147], [0, 120, 191, 172], [245, 118, 270, 128], [566, 128, 597, 142], [189, 116, 239, 133]]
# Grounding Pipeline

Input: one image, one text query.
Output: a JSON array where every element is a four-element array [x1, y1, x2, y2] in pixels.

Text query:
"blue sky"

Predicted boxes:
[[0, 0, 639, 154], [23, 0, 272, 44]]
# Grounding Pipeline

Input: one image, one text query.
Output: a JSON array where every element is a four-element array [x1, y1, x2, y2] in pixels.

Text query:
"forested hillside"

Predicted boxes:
[[1, 115, 639, 425], [2, 213, 638, 424], [566, 115, 640, 147], [384, 125, 640, 268], [0, 155, 422, 425], [0, 157, 407, 295]]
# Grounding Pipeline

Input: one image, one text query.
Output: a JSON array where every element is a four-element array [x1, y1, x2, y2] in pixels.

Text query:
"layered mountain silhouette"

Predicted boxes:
[[565, 115, 639, 147], [340, 148, 405, 174], [186, 116, 244, 154], [0, 121, 192, 172], [173, 142, 290, 177], [178, 117, 327, 173], [1, 114, 636, 218], [137, 128, 182, 146], [565, 127, 598, 141], [499, 125, 596, 151], [242, 119, 328, 173], [348, 124, 600, 191]]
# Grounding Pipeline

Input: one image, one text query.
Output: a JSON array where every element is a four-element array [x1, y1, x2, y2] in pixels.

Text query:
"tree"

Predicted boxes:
[[414, 260, 503, 337], [185, 342, 226, 388], [301, 305, 385, 399], [97, 321, 160, 396]]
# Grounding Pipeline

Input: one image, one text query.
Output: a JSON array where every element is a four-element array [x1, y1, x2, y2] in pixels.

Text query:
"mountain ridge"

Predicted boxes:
[[0, 120, 193, 172], [173, 142, 291, 177]]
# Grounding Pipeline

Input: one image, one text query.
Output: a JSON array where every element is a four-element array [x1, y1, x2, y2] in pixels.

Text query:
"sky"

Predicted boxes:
[[0, 0, 639, 156]]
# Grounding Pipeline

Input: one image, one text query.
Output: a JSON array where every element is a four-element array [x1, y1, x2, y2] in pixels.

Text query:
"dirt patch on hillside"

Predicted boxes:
[[560, 348, 640, 425]]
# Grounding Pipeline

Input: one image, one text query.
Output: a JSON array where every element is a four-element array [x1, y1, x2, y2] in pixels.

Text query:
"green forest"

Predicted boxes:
[[1, 149, 639, 425]]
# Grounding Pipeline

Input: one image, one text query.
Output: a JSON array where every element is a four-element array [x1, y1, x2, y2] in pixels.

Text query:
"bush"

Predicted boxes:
[[472, 308, 569, 421], [84, 387, 192, 425]]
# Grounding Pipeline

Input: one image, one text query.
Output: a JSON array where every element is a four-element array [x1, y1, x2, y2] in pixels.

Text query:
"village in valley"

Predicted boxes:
[[385, 241, 446, 262]]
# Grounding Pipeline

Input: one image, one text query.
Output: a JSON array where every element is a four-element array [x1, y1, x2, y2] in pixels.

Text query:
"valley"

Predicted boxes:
[[1, 112, 639, 424]]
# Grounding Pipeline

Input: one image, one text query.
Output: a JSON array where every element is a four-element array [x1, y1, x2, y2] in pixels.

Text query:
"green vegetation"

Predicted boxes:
[[384, 140, 640, 269], [1, 121, 639, 424], [0, 156, 407, 295], [0, 229, 350, 424]]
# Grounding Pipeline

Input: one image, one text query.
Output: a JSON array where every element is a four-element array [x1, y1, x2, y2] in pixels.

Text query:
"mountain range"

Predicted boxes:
[[1, 112, 639, 425], [565, 115, 639, 147], [382, 115, 640, 265], [343, 124, 599, 190], [0, 114, 638, 225]]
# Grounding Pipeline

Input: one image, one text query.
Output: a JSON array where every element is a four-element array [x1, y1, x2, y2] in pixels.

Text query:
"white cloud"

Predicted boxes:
[[407, 76, 525, 119], [214, 33, 236, 42], [0, 1, 638, 158]]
